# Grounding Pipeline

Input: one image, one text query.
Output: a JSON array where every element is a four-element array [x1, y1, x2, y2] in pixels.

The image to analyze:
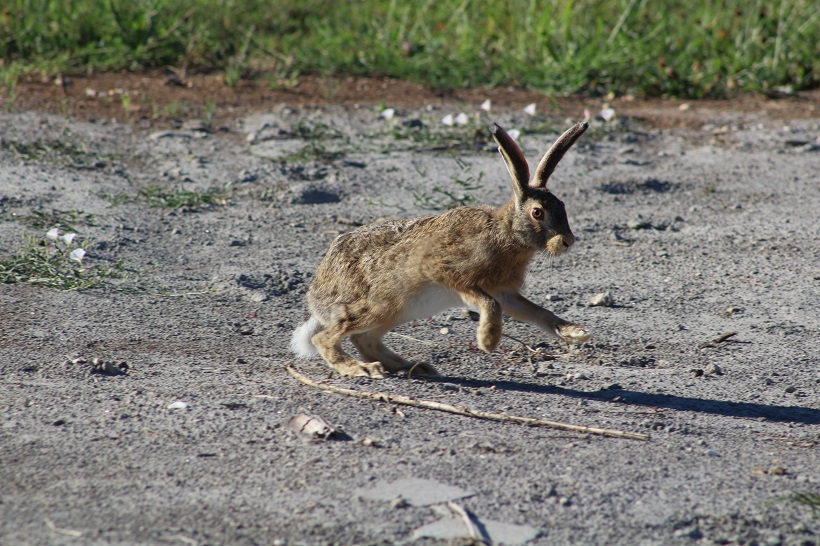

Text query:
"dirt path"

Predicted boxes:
[[1, 79, 818, 545]]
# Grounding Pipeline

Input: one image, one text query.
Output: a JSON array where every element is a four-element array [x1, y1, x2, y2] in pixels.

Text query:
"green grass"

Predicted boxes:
[[1, 138, 110, 168], [19, 209, 98, 231], [1, 0, 817, 97], [792, 491, 820, 516], [414, 157, 485, 210], [0, 233, 123, 290], [135, 185, 228, 209]]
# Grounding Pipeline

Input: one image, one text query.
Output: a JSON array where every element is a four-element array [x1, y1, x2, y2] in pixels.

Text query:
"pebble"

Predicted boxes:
[[626, 218, 653, 230], [439, 327, 449, 335], [588, 292, 614, 307], [167, 401, 188, 410], [784, 385, 796, 393], [704, 363, 723, 376], [706, 449, 720, 457]]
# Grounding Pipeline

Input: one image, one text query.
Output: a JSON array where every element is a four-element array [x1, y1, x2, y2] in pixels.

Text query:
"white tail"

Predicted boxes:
[[290, 316, 322, 358]]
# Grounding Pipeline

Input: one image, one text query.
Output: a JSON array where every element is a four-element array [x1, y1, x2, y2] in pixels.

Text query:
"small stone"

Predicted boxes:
[[704, 363, 723, 376], [390, 496, 409, 509], [167, 401, 188, 410], [784, 385, 797, 393], [706, 449, 720, 457], [604, 383, 623, 390], [181, 119, 209, 132], [588, 292, 614, 307], [626, 218, 653, 230], [545, 294, 563, 302], [439, 327, 449, 335]]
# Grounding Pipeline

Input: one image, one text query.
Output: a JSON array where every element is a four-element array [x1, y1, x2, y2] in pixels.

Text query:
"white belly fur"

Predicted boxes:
[[397, 284, 463, 324]]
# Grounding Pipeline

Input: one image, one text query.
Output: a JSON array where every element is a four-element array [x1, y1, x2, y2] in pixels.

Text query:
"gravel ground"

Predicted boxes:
[[1, 96, 818, 546]]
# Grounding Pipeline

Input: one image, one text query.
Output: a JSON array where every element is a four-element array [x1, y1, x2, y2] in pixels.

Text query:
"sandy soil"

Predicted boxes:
[[1, 75, 819, 545]]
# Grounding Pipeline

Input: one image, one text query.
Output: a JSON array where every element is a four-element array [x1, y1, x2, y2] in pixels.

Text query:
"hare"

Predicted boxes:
[[291, 122, 591, 378]]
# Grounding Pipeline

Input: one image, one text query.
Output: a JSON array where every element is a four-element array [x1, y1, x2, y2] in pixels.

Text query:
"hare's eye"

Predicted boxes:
[[531, 207, 544, 220]]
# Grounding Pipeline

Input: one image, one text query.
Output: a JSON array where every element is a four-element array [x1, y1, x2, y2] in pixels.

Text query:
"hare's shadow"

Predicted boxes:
[[433, 376, 820, 425]]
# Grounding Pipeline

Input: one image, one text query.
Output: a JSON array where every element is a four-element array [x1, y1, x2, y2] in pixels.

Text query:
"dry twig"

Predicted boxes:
[[285, 365, 649, 441], [699, 331, 738, 349]]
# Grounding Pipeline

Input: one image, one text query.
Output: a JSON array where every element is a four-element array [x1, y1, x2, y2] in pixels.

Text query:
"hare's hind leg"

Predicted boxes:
[[310, 320, 386, 379], [351, 329, 439, 377]]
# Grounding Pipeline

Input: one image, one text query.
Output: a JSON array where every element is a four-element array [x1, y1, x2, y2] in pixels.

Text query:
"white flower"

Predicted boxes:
[[380, 108, 395, 120], [46, 227, 60, 241], [441, 114, 455, 126], [599, 107, 616, 122], [583, 108, 592, 122], [523, 103, 537, 116], [480, 99, 492, 112], [454, 112, 469, 126], [507, 129, 521, 141], [69, 248, 86, 263], [62, 233, 77, 245]]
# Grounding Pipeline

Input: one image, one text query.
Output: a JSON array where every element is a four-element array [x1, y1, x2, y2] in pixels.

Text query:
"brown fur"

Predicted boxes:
[[294, 123, 591, 378]]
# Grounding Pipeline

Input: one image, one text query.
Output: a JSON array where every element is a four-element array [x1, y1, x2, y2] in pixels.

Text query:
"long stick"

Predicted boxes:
[[285, 365, 648, 441]]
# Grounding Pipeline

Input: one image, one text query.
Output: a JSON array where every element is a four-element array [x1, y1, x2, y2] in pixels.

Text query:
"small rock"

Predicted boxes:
[[439, 327, 450, 335], [706, 449, 720, 457], [784, 385, 797, 393], [545, 294, 563, 302], [401, 119, 424, 129], [390, 496, 409, 509], [588, 292, 614, 307], [604, 383, 623, 390], [626, 218, 653, 230], [168, 401, 188, 410], [558, 496, 572, 506], [704, 363, 723, 376], [181, 119, 209, 132]]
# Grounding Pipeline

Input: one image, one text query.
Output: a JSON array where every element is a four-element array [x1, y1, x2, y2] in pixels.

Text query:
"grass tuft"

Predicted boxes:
[[137, 185, 229, 209], [0, 233, 123, 290], [792, 491, 820, 516], [413, 158, 485, 210]]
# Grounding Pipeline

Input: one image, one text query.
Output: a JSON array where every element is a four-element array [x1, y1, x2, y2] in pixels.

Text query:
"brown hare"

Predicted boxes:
[[292, 122, 591, 378]]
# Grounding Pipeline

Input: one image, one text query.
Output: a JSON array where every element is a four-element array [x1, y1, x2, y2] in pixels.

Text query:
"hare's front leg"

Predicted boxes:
[[459, 287, 503, 353], [497, 292, 590, 344]]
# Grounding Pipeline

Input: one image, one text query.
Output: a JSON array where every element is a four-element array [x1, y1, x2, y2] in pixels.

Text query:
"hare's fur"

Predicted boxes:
[[292, 123, 591, 378]]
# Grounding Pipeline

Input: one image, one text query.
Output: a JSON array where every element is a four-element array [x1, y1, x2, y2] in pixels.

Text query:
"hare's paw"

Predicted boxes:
[[556, 323, 591, 345], [477, 321, 502, 353], [333, 360, 386, 379]]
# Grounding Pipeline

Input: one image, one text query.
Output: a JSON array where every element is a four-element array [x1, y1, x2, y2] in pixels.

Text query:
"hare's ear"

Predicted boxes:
[[490, 123, 530, 201], [533, 122, 588, 188]]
